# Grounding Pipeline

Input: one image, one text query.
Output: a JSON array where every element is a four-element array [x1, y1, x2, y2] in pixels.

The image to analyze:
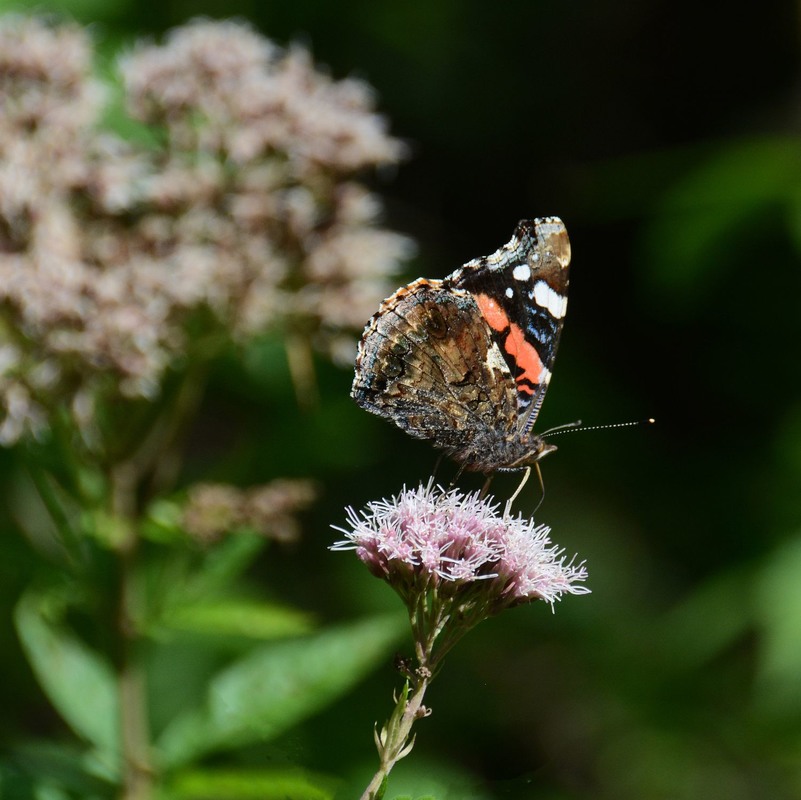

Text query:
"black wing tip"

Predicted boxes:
[[513, 217, 571, 268]]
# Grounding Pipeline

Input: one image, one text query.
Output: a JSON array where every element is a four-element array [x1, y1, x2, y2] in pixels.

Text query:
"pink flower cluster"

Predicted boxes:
[[332, 483, 590, 609]]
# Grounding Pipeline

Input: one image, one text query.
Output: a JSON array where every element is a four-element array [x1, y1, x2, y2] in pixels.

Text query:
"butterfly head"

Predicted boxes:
[[497, 436, 557, 472], [525, 437, 558, 465]]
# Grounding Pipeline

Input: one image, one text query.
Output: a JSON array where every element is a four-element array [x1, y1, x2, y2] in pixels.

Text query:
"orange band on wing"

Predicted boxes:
[[474, 293, 546, 389], [505, 321, 545, 388], [474, 293, 510, 332]]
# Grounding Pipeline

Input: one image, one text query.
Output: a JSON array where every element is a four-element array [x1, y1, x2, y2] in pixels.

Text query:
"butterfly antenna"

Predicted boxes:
[[541, 418, 655, 438], [541, 419, 584, 436]]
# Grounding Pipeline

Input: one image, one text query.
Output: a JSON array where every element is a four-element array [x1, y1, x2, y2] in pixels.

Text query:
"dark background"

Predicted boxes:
[[3, 0, 801, 797]]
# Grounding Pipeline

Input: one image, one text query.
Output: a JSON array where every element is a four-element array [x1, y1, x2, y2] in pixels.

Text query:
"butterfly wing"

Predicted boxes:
[[448, 217, 571, 435], [352, 277, 520, 469]]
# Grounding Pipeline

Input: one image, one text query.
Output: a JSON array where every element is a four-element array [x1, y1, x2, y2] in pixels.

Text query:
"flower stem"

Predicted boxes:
[[360, 670, 432, 800], [118, 584, 153, 800], [112, 463, 154, 800], [110, 366, 209, 798]]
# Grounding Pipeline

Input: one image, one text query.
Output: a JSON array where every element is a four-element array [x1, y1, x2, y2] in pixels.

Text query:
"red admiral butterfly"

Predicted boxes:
[[352, 217, 571, 474]]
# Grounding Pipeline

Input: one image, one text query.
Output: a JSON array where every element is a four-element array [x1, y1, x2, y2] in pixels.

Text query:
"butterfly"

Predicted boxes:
[[352, 217, 571, 475]]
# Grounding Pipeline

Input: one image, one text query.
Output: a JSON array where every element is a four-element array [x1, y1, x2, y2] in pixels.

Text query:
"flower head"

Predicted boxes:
[[332, 483, 589, 614]]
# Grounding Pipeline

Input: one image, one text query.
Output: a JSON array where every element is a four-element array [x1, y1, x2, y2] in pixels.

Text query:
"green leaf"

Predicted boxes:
[[140, 498, 187, 545], [187, 534, 267, 597], [0, 762, 45, 800], [14, 590, 120, 764], [140, 533, 271, 636], [156, 613, 407, 769], [754, 532, 801, 716], [168, 767, 337, 800], [6, 740, 115, 796], [156, 599, 314, 640], [0, 769, 72, 800]]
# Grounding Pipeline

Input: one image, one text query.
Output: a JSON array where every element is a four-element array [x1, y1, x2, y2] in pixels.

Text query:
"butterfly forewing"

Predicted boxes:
[[448, 218, 570, 434]]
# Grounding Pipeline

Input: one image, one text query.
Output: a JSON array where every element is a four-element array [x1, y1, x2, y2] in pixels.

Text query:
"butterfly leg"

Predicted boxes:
[[531, 462, 546, 515], [479, 474, 494, 500], [504, 466, 532, 517], [445, 463, 467, 496]]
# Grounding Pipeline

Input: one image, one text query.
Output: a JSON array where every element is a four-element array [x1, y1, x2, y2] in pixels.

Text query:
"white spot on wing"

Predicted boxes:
[[512, 264, 531, 281], [505, 287, 514, 299], [486, 341, 511, 375], [533, 280, 567, 319]]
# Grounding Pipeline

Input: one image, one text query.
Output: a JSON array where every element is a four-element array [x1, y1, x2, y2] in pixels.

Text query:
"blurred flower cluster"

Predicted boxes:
[[182, 478, 316, 544], [0, 15, 411, 445]]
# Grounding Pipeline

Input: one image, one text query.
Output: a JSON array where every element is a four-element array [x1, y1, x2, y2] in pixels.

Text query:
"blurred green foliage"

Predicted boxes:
[[2, 0, 801, 799]]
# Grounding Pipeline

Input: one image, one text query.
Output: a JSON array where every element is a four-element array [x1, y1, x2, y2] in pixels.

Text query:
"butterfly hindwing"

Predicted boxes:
[[352, 278, 519, 466]]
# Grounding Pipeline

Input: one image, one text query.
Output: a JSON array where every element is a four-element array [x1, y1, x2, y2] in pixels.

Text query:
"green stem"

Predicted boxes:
[[118, 550, 153, 800], [112, 462, 153, 800], [110, 358, 217, 797], [116, 363, 210, 500], [359, 671, 432, 800], [108, 361, 216, 798], [360, 594, 457, 800]]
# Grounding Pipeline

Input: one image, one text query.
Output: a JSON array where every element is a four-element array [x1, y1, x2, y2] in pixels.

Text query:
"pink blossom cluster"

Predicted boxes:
[[0, 16, 411, 444], [332, 483, 590, 609]]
